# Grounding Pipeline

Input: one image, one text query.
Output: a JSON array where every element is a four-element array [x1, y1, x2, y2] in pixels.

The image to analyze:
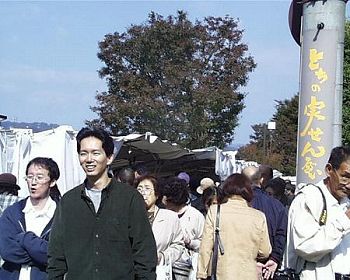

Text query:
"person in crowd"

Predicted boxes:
[[243, 166, 288, 280], [197, 173, 271, 279], [0, 157, 60, 280], [265, 177, 289, 207], [284, 146, 350, 280], [0, 172, 21, 266], [196, 178, 216, 196], [116, 166, 135, 186], [196, 178, 220, 214], [177, 172, 205, 214], [177, 172, 191, 187], [201, 185, 221, 215], [161, 177, 205, 280], [134, 164, 149, 179], [259, 164, 274, 189], [0, 173, 21, 216], [285, 180, 296, 205], [136, 174, 184, 275], [202, 180, 222, 215], [47, 127, 157, 280]]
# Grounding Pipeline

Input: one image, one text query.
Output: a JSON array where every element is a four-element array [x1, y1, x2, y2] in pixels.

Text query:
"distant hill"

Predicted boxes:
[[1, 121, 59, 133]]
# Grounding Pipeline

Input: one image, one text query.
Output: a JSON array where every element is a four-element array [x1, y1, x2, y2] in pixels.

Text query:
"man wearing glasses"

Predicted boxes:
[[47, 127, 157, 280], [0, 157, 60, 280], [285, 146, 350, 280]]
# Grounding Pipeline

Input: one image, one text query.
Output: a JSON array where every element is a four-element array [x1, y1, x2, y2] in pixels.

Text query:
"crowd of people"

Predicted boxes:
[[0, 127, 349, 280]]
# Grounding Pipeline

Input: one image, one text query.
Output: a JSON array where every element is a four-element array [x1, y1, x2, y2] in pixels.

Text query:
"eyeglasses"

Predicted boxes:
[[332, 168, 350, 185], [137, 187, 154, 195], [24, 175, 50, 183]]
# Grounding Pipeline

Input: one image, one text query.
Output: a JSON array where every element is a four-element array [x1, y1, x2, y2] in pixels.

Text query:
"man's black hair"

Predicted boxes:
[[76, 127, 114, 157], [117, 167, 135, 186], [259, 164, 273, 187], [26, 157, 60, 181], [25, 157, 61, 202], [328, 146, 350, 170], [133, 164, 149, 176]]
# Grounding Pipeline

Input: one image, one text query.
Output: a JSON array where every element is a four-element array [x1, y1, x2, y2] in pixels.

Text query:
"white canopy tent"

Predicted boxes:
[[0, 125, 242, 197], [0, 126, 85, 198]]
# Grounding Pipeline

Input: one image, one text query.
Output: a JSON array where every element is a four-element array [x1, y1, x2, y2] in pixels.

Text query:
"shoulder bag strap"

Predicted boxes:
[[295, 184, 327, 225], [313, 185, 327, 225], [211, 204, 224, 280], [295, 184, 327, 275]]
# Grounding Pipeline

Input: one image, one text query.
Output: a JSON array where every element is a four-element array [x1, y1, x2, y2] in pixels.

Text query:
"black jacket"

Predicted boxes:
[[47, 178, 157, 280], [252, 187, 288, 265]]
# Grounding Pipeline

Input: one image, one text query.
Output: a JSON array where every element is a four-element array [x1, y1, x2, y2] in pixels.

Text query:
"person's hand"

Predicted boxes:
[[257, 262, 264, 280], [184, 236, 191, 247], [157, 252, 164, 265], [262, 259, 278, 279], [183, 231, 192, 248], [345, 208, 350, 219]]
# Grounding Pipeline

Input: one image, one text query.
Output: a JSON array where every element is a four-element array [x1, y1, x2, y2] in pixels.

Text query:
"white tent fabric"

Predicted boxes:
[[215, 149, 238, 180], [0, 126, 85, 198], [0, 125, 247, 196]]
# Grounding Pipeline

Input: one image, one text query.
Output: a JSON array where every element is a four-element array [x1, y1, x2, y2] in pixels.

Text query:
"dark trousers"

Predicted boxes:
[[335, 273, 350, 280]]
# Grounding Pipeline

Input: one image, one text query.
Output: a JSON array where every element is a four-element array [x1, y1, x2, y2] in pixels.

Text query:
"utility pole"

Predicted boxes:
[[289, 0, 347, 185], [262, 122, 276, 160], [263, 123, 267, 158], [268, 121, 276, 157]]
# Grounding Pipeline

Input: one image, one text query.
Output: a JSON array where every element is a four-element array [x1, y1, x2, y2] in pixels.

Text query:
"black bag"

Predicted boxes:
[[273, 268, 300, 280]]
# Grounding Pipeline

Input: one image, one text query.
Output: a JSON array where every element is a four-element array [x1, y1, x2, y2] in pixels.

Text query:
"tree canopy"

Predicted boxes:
[[88, 11, 256, 149], [237, 94, 298, 175], [238, 20, 350, 176]]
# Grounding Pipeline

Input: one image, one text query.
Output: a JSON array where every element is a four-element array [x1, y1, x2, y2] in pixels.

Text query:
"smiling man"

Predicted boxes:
[[285, 146, 350, 280], [47, 127, 157, 280]]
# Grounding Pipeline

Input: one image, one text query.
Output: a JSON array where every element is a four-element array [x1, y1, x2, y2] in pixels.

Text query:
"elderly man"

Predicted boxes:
[[285, 146, 350, 280], [243, 166, 288, 280]]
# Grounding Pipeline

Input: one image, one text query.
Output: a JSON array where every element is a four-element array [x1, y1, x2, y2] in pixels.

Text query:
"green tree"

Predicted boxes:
[[270, 95, 299, 175], [237, 94, 299, 175], [89, 11, 256, 149], [238, 20, 350, 174]]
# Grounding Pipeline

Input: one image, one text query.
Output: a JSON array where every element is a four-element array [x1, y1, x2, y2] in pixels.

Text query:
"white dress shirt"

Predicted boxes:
[[331, 198, 350, 274], [19, 197, 56, 280], [284, 181, 350, 280]]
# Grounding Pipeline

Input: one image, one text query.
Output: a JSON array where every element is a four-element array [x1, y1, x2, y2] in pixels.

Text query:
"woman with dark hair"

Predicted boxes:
[[161, 177, 205, 280], [265, 177, 289, 207], [0, 157, 61, 280], [135, 175, 184, 278], [197, 173, 271, 280], [202, 186, 220, 214]]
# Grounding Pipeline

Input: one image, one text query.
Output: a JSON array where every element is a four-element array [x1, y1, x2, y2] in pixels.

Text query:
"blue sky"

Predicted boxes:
[[1, 1, 348, 145]]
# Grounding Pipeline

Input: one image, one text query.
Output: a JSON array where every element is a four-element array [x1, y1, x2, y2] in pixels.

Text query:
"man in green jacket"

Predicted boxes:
[[47, 127, 157, 280]]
